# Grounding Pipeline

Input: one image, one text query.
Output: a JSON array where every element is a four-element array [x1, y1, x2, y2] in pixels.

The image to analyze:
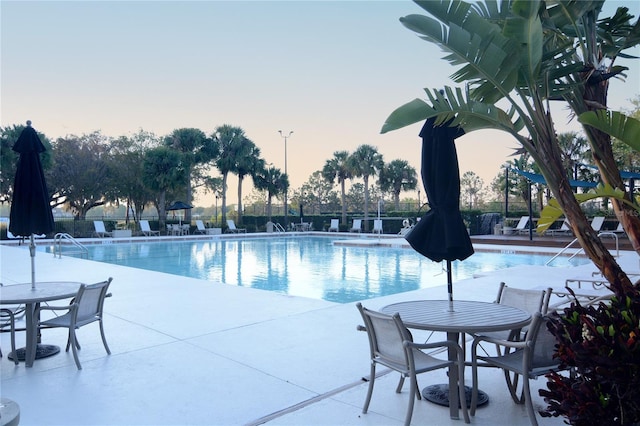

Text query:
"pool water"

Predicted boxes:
[[55, 236, 588, 303]]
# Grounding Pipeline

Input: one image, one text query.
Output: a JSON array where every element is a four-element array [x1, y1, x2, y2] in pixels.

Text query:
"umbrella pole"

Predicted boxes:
[[447, 259, 453, 311], [29, 234, 36, 290]]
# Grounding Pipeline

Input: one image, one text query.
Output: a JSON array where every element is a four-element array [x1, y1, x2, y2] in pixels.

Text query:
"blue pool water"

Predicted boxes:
[[55, 236, 588, 303]]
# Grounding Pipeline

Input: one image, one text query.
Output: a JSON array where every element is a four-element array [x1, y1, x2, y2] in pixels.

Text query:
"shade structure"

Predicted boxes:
[[9, 121, 54, 289], [405, 117, 474, 304]]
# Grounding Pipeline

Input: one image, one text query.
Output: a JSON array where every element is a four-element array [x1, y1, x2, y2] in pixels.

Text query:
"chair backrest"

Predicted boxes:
[[352, 219, 362, 229], [94, 221, 107, 233], [330, 219, 339, 228], [560, 219, 570, 231], [227, 220, 237, 230], [496, 282, 551, 315], [515, 216, 529, 230], [524, 312, 561, 374], [373, 219, 383, 231], [196, 220, 205, 230], [591, 216, 605, 231], [140, 220, 151, 232], [356, 303, 410, 369], [75, 278, 112, 324], [616, 222, 624, 232]]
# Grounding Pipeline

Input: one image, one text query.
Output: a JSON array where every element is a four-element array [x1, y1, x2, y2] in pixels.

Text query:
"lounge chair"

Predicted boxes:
[[140, 220, 160, 237], [591, 216, 605, 232], [195, 220, 211, 235], [37, 278, 113, 370], [328, 219, 339, 232], [372, 219, 383, 234], [226, 219, 246, 233], [548, 219, 572, 236], [502, 216, 529, 235], [349, 219, 362, 233], [613, 221, 626, 235], [93, 221, 112, 238]]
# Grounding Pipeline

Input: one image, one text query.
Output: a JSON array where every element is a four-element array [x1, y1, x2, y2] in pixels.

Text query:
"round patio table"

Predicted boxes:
[[381, 300, 531, 420], [1, 282, 82, 367]]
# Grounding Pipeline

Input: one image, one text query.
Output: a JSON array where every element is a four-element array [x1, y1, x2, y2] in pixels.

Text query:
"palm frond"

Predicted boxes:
[[578, 110, 640, 152]]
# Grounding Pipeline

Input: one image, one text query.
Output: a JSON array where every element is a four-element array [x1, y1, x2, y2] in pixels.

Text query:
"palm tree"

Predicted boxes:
[[378, 159, 418, 210], [254, 165, 287, 222], [349, 145, 384, 231], [233, 138, 264, 225], [142, 146, 186, 231], [322, 151, 353, 225], [212, 125, 246, 225], [164, 128, 216, 223]]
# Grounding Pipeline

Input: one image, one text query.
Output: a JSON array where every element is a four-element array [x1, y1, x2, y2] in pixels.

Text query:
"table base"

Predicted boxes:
[[422, 384, 489, 408], [8, 344, 60, 362]]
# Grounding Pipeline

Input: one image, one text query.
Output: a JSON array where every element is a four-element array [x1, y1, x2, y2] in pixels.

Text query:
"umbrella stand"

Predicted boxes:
[[29, 235, 36, 290]]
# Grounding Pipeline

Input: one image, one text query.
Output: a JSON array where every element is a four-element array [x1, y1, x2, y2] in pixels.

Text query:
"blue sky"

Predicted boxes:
[[2, 0, 639, 207]]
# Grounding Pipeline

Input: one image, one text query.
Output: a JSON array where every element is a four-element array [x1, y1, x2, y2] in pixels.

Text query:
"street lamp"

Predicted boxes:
[[278, 130, 293, 228]]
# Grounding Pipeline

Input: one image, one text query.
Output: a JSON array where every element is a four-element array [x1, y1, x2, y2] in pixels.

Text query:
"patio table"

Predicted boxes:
[[0, 282, 82, 367], [381, 300, 531, 420]]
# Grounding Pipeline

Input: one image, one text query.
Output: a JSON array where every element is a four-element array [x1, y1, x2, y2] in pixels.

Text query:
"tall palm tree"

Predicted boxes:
[[378, 159, 418, 210], [254, 165, 288, 222], [322, 151, 353, 225], [349, 145, 384, 231], [212, 125, 246, 225], [233, 138, 264, 225]]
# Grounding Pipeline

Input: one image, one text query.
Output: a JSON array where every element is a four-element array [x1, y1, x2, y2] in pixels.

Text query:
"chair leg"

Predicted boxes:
[[470, 352, 479, 416], [99, 320, 111, 354], [458, 358, 470, 423], [404, 372, 417, 426], [523, 376, 538, 426], [362, 363, 376, 414], [395, 375, 405, 393], [69, 328, 82, 370]]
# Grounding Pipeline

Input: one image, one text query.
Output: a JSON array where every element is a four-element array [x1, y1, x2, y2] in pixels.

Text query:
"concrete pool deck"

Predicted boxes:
[[0, 236, 635, 425]]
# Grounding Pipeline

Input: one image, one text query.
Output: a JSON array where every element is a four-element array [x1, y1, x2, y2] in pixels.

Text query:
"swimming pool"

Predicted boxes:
[[55, 236, 588, 303]]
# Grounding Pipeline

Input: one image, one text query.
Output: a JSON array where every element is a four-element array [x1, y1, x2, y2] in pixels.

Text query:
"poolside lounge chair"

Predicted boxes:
[[349, 219, 362, 233], [591, 216, 605, 232], [37, 278, 113, 370], [357, 303, 470, 425], [328, 219, 339, 232], [613, 221, 626, 235], [502, 216, 529, 235], [372, 219, 383, 234], [140, 220, 160, 237], [226, 220, 246, 233], [548, 219, 572, 236], [195, 220, 213, 235], [93, 221, 112, 238]]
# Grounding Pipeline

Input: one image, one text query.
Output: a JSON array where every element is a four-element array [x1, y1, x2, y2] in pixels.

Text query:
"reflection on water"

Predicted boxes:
[[52, 237, 587, 303]]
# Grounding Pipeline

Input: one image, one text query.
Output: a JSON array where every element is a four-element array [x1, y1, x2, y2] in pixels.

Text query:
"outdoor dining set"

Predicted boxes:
[[355, 283, 581, 426]]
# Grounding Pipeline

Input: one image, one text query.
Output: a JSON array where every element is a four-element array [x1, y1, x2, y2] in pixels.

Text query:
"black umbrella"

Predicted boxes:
[[9, 121, 54, 290], [405, 116, 474, 307], [167, 201, 193, 225]]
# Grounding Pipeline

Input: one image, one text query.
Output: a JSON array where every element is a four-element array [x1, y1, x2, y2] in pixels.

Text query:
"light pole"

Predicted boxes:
[[279, 130, 293, 228]]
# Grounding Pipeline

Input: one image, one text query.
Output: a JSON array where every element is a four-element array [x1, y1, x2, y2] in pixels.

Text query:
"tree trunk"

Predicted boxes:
[[340, 179, 347, 225], [237, 175, 244, 225], [363, 176, 370, 232], [221, 172, 228, 225], [534, 119, 634, 298], [158, 190, 166, 232]]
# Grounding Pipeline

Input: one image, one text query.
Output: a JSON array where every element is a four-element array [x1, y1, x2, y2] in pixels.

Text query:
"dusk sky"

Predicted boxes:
[[2, 0, 639, 207]]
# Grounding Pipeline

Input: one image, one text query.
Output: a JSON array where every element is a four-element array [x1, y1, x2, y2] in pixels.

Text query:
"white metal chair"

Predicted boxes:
[[195, 220, 210, 235], [37, 278, 113, 370], [328, 219, 339, 232], [471, 312, 563, 425], [140, 220, 160, 237], [93, 221, 112, 238], [356, 303, 469, 426], [350, 219, 362, 233]]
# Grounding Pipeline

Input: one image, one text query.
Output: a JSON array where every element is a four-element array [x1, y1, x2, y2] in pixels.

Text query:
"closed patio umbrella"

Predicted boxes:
[[405, 115, 479, 408], [9, 121, 54, 290]]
